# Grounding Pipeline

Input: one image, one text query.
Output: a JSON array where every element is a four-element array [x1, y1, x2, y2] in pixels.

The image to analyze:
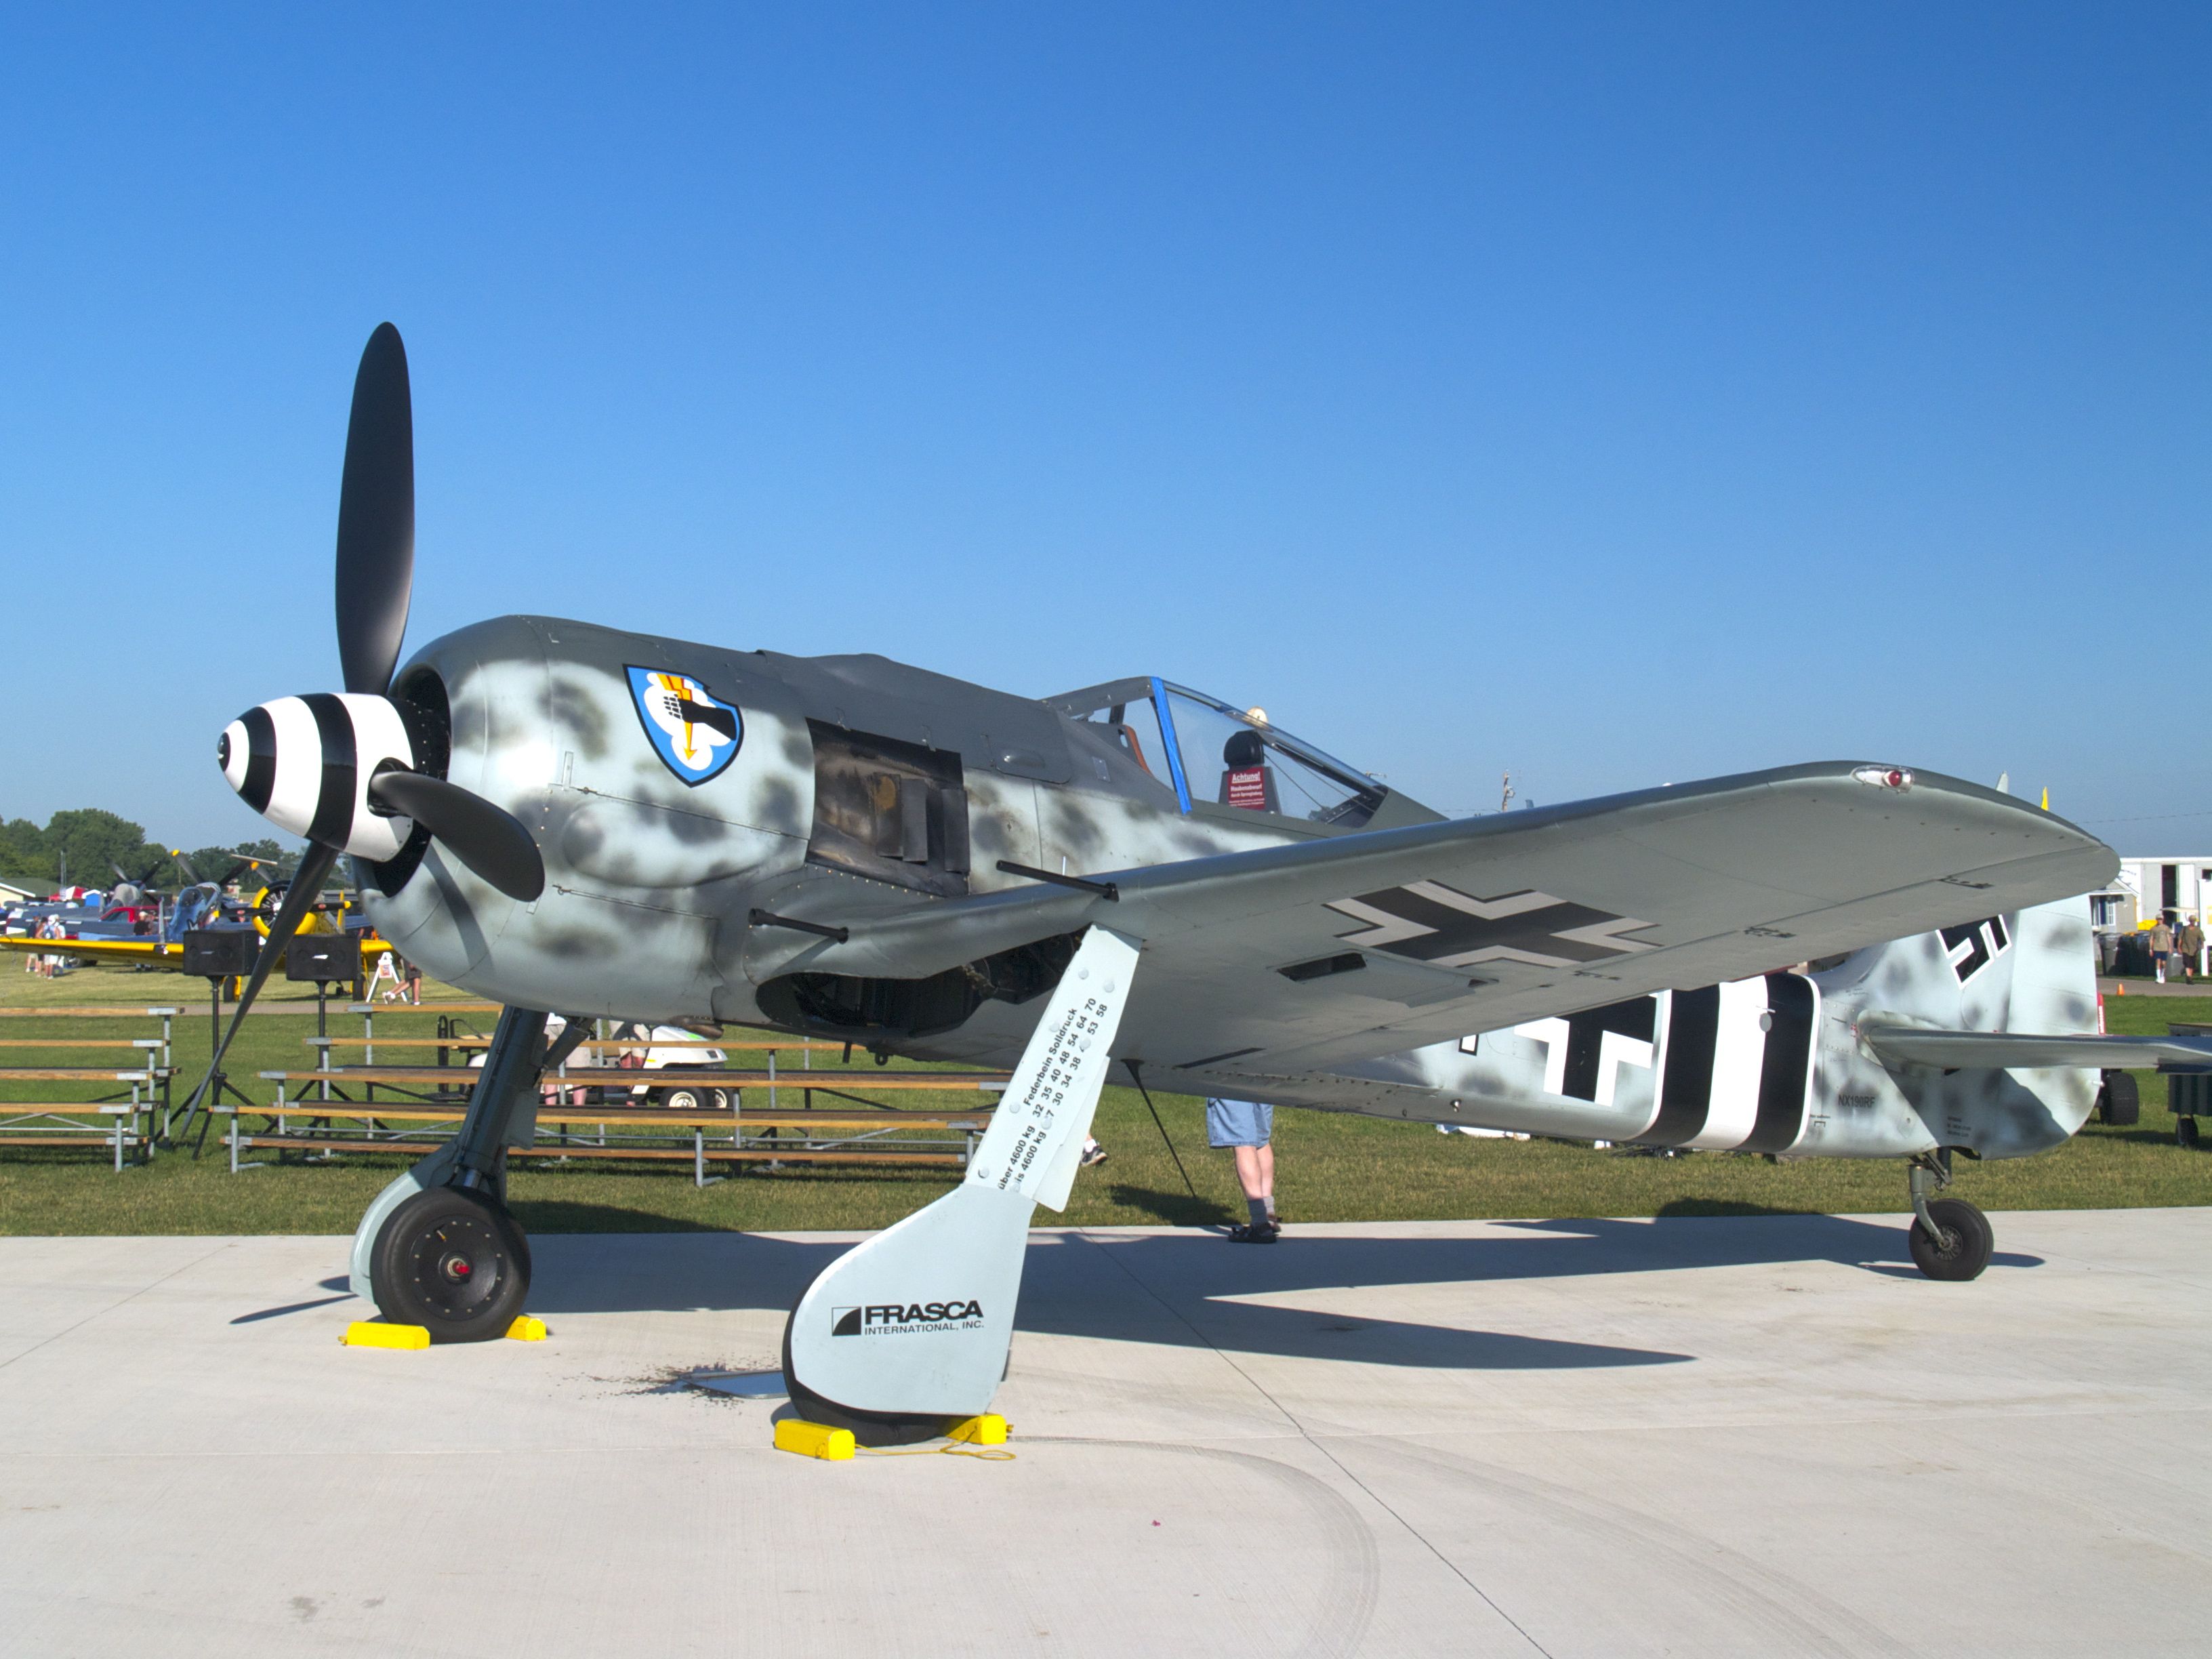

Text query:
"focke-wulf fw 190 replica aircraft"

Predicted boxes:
[[177, 325, 2205, 1443]]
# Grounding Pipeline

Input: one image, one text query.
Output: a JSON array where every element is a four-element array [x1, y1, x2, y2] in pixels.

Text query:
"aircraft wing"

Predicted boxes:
[[1862, 1027, 2212, 1072], [0, 937, 194, 967], [791, 762, 2116, 1078], [0, 935, 390, 972]]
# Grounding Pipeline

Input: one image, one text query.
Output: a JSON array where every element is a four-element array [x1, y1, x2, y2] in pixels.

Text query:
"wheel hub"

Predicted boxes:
[[406, 1218, 505, 1318]]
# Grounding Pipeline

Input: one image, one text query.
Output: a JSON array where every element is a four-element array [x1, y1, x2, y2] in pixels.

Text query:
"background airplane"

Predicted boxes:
[[0, 850, 385, 974]]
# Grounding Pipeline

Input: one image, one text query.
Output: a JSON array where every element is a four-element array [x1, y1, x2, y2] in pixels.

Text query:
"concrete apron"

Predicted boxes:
[[1, 1210, 2208, 1658]]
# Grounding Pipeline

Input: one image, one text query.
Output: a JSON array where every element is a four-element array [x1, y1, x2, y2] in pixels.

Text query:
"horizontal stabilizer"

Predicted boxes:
[[1864, 1025, 2212, 1072]]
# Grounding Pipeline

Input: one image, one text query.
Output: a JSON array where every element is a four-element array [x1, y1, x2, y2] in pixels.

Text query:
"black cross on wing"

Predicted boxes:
[[1326, 881, 1657, 969]]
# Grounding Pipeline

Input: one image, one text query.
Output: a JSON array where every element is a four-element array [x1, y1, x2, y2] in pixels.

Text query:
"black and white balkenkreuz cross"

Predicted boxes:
[[1326, 882, 1657, 969], [1940, 915, 2010, 983]]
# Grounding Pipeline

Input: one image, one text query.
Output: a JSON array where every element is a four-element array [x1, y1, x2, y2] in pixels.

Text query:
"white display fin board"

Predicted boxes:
[[783, 926, 1140, 1420]]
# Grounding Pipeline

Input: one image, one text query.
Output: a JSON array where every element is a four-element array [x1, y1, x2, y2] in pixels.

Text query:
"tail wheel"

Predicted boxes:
[[1908, 1196, 1993, 1282], [370, 1186, 530, 1340]]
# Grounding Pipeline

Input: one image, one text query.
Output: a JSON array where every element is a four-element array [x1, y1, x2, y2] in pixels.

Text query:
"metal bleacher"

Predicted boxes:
[[215, 1009, 1006, 1183], [0, 1006, 178, 1171]]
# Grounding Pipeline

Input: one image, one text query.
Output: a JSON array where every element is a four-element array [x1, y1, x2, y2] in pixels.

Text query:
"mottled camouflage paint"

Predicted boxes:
[[1322, 897, 2099, 1158], [359, 615, 1346, 1025]]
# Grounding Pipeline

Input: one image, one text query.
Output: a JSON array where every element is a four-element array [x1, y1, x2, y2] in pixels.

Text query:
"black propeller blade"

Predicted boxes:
[[173, 839, 342, 1134], [182, 321, 544, 1069], [335, 323, 415, 697], [108, 859, 165, 902], [367, 769, 546, 901]]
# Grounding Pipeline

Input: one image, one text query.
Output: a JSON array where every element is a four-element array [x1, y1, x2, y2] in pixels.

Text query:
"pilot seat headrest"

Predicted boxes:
[[1224, 730, 1266, 768]]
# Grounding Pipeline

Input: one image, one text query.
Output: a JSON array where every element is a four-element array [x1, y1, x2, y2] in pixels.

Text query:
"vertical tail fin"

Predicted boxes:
[[1826, 895, 2100, 1154], [1820, 895, 2095, 1039]]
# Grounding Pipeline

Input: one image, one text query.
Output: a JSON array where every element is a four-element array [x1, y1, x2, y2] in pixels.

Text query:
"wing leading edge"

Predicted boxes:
[[0, 936, 390, 971]]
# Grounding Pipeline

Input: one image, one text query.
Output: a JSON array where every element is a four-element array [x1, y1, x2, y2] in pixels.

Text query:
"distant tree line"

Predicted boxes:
[[0, 808, 295, 894]]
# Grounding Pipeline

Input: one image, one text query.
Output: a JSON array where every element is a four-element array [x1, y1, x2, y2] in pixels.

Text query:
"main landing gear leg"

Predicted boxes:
[[346, 1006, 579, 1341], [1906, 1148, 1992, 1282]]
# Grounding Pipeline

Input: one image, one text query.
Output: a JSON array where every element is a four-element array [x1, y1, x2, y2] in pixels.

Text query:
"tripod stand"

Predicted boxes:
[[175, 973, 260, 1153]]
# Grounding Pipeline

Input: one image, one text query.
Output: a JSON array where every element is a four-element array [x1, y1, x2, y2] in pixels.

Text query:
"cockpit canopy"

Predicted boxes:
[[1044, 677, 1388, 829]]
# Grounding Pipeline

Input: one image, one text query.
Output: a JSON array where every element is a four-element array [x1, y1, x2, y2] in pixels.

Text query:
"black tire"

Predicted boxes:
[[2179, 1116, 2201, 1149], [2097, 1071, 2140, 1127], [1908, 1196, 1994, 1282], [370, 1186, 531, 1341], [504, 1184, 533, 1282], [659, 1086, 702, 1112]]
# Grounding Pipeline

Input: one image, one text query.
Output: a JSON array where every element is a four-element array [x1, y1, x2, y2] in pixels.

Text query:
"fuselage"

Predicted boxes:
[[300, 615, 2096, 1166]]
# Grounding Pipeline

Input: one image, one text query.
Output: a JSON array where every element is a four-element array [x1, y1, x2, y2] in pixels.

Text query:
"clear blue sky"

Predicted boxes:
[[3, 5, 2204, 852]]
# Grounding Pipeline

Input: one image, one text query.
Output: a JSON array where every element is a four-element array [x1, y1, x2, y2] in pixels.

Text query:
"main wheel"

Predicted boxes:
[[2178, 1117, 2200, 1149], [370, 1186, 531, 1340], [2097, 1071, 2140, 1127], [1908, 1196, 1994, 1282]]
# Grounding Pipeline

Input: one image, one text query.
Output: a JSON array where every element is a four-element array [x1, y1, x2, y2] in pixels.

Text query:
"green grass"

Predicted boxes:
[[2, 964, 2209, 1236]]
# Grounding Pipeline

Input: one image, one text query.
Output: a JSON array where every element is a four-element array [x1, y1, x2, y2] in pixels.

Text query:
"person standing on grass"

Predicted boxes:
[[2180, 915, 2205, 986], [37, 913, 66, 979], [1206, 1096, 1279, 1242], [2152, 915, 2175, 984]]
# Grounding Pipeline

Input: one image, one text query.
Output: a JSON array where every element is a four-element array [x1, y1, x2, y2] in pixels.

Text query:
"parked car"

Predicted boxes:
[[608, 1021, 731, 1110], [471, 1017, 731, 1110]]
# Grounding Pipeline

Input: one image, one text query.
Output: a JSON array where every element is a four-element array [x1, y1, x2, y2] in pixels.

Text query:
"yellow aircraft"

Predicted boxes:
[[1, 869, 390, 974]]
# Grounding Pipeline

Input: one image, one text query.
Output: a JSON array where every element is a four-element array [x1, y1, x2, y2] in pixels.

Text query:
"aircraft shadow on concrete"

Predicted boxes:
[[496, 1227, 1693, 1373], [504, 1203, 2026, 1372], [1496, 1207, 2045, 1276], [232, 1207, 2039, 1371]]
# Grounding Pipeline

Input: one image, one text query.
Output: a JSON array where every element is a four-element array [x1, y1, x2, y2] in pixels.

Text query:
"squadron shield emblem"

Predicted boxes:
[[626, 666, 742, 785]]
